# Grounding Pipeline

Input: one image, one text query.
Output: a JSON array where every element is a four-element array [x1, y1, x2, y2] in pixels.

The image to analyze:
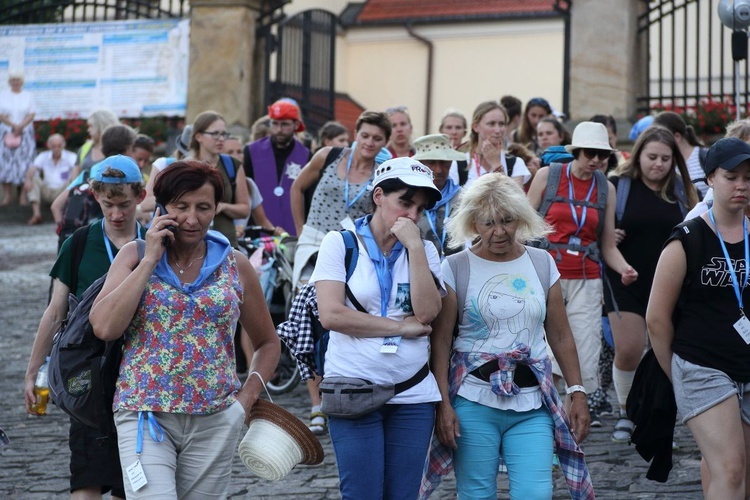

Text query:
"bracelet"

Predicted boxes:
[[565, 384, 587, 396]]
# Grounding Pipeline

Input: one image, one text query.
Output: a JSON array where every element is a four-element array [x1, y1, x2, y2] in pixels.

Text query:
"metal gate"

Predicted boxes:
[[264, 8, 337, 136], [0, 0, 188, 25], [637, 0, 749, 120]]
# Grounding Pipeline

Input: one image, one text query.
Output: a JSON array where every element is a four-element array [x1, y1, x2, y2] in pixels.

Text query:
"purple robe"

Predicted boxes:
[[248, 137, 310, 236]]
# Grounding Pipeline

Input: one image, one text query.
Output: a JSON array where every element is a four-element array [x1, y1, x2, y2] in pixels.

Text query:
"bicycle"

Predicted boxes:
[[237, 226, 301, 395]]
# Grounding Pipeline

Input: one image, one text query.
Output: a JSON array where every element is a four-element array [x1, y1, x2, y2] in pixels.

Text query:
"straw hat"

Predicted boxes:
[[564, 122, 616, 153], [238, 399, 324, 480], [412, 134, 466, 162]]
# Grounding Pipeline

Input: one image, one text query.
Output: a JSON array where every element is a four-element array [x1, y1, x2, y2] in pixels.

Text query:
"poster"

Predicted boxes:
[[0, 18, 189, 119]]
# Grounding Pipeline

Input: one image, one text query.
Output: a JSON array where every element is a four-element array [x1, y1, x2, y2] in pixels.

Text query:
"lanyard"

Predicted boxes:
[[344, 149, 370, 213], [355, 216, 403, 317], [426, 200, 450, 250], [102, 219, 141, 264], [709, 209, 750, 312], [135, 411, 164, 456], [566, 164, 596, 236]]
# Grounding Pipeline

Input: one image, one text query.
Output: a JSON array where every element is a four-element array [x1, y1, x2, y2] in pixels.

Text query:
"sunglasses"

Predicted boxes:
[[528, 97, 550, 109], [581, 148, 612, 161]]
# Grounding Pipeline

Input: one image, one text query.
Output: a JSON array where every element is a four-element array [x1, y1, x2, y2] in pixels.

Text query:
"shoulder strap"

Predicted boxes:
[[593, 169, 608, 240], [539, 163, 564, 218], [615, 176, 631, 226], [674, 177, 689, 217], [456, 160, 468, 186], [506, 155, 517, 178], [447, 249, 471, 324], [69, 224, 91, 297], [219, 154, 236, 182], [525, 246, 551, 300], [340, 230, 366, 313]]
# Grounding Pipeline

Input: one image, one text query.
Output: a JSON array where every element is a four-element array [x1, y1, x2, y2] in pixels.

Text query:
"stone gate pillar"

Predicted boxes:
[[186, 0, 263, 127], [569, 0, 645, 128]]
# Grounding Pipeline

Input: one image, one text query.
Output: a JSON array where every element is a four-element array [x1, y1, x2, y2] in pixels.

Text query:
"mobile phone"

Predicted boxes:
[[154, 203, 176, 245]]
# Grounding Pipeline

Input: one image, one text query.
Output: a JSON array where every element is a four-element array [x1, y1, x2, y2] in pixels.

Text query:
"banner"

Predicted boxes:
[[0, 18, 189, 119]]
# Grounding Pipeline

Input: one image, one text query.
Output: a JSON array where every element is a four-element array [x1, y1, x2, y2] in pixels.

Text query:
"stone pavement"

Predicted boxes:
[[0, 212, 702, 499]]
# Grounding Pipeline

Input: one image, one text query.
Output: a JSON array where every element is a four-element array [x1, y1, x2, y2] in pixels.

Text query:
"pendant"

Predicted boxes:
[[179, 269, 184, 275], [274, 186, 284, 197]]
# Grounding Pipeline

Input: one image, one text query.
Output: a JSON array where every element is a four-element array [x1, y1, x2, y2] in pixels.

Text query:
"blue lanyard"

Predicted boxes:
[[566, 164, 596, 236], [135, 411, 164, 456], [344, 149, 371, 213], [709, 209, 750, 312], [101, 219, 142, 263], [355, 216, 403, 317], [425, 201, 450, 250]]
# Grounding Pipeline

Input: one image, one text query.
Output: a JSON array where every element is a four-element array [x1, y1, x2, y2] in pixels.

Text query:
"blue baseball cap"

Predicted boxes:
[[90, 155, 143, 183]]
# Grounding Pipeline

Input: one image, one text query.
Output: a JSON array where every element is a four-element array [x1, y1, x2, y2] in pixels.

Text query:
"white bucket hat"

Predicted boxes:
[[370, 157, 442, 201], [238, 399, 324, 480], [412, 134, 466, 162], [565, 122, 616, 153]]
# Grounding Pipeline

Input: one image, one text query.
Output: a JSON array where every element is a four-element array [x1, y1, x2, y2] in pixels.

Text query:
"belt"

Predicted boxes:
[[395, 363, 430, 395], [469, 361, 538, 388]]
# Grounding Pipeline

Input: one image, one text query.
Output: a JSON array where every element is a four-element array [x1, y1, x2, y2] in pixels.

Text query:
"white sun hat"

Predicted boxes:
[[369, 156, 442, 201], [565, 121, 616, 153], [238, 399, 324, 481]]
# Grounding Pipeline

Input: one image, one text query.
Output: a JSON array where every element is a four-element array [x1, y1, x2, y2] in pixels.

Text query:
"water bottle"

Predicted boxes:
[[32, 357, 50, 415]]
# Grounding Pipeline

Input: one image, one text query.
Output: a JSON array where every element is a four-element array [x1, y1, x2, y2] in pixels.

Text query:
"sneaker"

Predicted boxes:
[[309, 411, 327, 435], [596, 399, 614, 417], [589, 408, 602, 428]]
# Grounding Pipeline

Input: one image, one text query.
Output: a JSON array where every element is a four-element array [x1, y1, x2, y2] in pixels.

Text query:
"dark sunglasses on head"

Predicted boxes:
[[385, 106, 409, 116], [581, 148, 612, 161], [528, 97, 550, 109]]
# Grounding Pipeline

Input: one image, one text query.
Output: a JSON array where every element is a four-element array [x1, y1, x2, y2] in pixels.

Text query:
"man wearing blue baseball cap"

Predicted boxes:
[[25, 154, 146, 500]]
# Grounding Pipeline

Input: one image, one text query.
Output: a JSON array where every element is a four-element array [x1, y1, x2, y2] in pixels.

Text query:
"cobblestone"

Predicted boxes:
[[0, 213, 702, 498]]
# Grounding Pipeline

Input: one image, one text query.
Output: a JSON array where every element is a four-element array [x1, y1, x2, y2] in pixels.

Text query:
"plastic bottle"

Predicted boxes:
[[32, 357, 50, 415]]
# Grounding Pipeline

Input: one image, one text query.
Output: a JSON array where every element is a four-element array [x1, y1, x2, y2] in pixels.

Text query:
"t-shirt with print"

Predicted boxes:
[[310, 231, 444, 405], [442, 249, 560, 411], [51, 221, 147, 299]]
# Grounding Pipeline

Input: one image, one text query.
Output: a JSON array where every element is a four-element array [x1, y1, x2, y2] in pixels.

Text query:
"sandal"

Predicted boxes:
[[309, 411, 327, 435], [27, 214, 43, 225], [611, 417, 634, 443]]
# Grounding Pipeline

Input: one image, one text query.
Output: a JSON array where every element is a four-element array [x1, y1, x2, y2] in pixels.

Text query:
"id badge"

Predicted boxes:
[[340, 215, 356, 231], [126, 459, 148, 491], [567, 236, 581, 256], [734, 314, 750, 344], [380, 336, 401, 353]]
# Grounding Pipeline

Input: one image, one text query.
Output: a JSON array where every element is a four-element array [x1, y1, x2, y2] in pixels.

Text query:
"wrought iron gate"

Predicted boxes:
[[637, 0, 750, 118], [0, 0, 188, 25], [264, 8, 337, 135]]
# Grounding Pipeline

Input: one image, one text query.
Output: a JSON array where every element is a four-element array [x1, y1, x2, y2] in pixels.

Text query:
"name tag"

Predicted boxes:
[[126, 459, 148, 491], [734, 314, 750, 344], [567, 236, 581, 256]]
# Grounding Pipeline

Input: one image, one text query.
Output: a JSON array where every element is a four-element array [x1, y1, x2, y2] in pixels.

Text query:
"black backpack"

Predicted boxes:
[[58, 172, 103, 249], [48, 236, 145, 436]]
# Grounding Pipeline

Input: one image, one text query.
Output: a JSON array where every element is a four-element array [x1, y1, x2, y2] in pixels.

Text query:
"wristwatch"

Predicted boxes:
[[565, 384, 587, 396]]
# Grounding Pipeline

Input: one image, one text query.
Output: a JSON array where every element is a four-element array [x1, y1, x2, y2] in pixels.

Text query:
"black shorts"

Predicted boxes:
[[68, 418, 125, 496]]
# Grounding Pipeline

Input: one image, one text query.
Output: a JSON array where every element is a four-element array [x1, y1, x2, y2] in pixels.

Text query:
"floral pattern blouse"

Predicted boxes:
[[114, 254, 243, 414]]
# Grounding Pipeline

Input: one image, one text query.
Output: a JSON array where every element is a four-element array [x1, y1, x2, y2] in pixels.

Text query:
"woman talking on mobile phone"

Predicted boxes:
[[90, 160, 280, 499]]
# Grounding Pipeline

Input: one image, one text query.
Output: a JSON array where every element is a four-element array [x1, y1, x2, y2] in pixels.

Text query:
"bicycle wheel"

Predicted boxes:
[[266, 342, 301, 395]]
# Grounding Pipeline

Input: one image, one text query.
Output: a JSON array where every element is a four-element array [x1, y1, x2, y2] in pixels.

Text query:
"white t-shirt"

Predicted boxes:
[[465, 151, 532, 188], [310, 230, 444, 404], [32, 150, 77, 189], [685, 147, 709, 197], [442, 249, 560, 411], [0, 89, 35, 123]]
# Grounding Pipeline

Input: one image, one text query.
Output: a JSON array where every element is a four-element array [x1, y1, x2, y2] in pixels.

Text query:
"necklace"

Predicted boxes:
[[170, 245, 206, 275]]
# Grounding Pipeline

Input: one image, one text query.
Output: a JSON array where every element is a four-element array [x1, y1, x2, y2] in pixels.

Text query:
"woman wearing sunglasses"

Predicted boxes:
[[527, 122, 638, 422], [188, 110, 250, 248]]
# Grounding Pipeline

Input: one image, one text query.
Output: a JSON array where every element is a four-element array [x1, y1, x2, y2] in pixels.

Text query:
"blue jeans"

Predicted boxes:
[[328, 402, 435, 500], [453, 396, 554, 500]]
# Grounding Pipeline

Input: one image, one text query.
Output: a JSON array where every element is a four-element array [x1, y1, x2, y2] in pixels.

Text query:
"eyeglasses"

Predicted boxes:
[[202, 131, 230, 140], [581, 148, 612, 160], [385, 106, 409, 116]]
